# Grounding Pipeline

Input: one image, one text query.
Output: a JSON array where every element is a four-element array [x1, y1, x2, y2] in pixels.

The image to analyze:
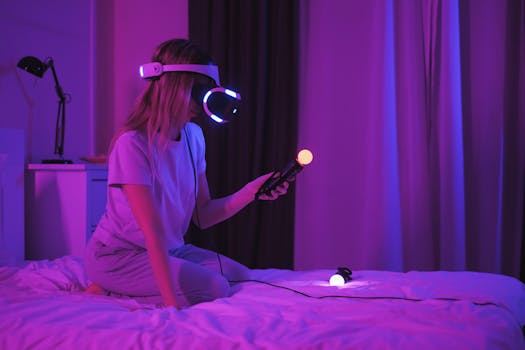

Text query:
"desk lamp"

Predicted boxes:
[[17, 56, 72, 164]]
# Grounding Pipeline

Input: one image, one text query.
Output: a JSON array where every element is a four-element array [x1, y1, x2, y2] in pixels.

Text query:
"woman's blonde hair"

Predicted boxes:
[[110, 38, 214, 155]]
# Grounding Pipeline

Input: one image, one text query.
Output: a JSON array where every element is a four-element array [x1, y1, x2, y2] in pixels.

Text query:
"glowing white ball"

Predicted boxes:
[[329, 274, 345, 286]]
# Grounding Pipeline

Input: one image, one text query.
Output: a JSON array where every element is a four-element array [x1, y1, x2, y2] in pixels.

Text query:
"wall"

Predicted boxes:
[[0, 0, 188, 162], [0, 0, 94, 163], [0, 129, 25, 264], [97, 0, 188, 154]]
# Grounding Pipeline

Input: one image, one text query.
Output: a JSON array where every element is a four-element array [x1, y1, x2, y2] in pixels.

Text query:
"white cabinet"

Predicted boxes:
[[25, 164, 108, 260]]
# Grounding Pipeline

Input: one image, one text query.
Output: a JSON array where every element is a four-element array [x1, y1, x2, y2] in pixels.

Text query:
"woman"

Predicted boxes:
[[84, 38, 287, 309]]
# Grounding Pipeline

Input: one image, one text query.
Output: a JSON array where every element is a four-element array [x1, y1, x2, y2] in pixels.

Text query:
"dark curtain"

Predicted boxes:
[[186, 0, 300, 269], [523, 174, 525, 282]]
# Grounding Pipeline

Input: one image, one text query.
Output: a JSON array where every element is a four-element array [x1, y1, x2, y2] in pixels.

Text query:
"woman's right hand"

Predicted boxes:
[[247, 172, 289, 200]]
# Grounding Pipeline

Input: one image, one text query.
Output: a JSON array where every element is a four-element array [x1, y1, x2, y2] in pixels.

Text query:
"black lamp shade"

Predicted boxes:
[[17, 56, 48, 78]]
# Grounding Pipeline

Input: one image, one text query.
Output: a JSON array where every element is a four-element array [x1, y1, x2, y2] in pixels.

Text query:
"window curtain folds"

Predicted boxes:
[[295, 0, 525, 278]]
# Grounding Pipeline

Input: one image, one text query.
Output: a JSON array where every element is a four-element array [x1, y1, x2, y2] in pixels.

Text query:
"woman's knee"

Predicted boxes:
[[185, 273, 230, 305], [210, 274, 230, 299], [224, 260, 251, 282]]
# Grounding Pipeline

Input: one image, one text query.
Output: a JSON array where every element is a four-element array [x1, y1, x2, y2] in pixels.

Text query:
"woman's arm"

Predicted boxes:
[[193, 172, 288, 229], [122, 184, 179, 308]]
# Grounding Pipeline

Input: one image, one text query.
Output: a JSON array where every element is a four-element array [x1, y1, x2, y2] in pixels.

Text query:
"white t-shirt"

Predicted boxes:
[[92, 122, 206, 250]]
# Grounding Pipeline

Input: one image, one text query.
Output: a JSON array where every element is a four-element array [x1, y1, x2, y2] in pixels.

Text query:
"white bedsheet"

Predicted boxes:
[[0, 256, 524, 349]]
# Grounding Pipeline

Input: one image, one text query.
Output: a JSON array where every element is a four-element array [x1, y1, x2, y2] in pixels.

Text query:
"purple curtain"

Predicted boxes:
[[295, 0, 525, 278]]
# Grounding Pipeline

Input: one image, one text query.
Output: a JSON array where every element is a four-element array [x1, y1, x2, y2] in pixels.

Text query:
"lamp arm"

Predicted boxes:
[[46, 59, 66, 102], [45, 58, 66, 158]]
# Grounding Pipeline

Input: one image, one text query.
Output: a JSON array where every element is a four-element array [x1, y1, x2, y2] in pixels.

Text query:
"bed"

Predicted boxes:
[[0, 256, 524, 350]]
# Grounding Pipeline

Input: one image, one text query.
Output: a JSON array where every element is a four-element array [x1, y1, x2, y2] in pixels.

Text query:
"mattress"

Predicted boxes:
[[0, 256, 524, 349]]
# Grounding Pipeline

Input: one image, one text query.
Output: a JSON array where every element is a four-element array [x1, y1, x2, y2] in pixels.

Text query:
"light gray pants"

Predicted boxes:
[[84, 238, 250, 308]]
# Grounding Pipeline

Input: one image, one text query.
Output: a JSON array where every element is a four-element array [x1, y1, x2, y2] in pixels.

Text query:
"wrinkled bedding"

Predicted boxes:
[[0, 256, 524, 349]]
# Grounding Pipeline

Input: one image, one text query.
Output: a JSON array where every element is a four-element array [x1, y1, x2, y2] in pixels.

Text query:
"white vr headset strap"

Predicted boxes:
[[139, 62, 220, 86]]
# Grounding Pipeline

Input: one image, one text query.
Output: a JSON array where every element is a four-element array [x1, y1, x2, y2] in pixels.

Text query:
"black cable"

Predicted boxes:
[[216, 249, 224, 276], [185, 127, 503, 309], [227, 278, 502, 307], [184, 126, 200, 226], [184, 129, 515, 317], [184, 126, 224, 276], [183, 127, 496, 305], [184, 132, 509, 310]]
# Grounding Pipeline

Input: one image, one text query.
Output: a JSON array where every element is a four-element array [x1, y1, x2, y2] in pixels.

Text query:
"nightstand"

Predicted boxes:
[[25, 163, 108, 260]]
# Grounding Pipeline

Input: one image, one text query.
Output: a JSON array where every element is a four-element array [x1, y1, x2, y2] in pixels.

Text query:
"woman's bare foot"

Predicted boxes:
[[84, 283, 106, 295]]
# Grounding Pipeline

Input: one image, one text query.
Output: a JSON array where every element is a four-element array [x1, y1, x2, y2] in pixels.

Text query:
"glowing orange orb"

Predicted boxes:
[[297, 149, 313, 166]]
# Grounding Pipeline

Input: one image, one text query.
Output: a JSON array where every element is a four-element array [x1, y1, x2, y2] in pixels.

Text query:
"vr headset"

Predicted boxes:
[[139, 62, 241, 124]]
